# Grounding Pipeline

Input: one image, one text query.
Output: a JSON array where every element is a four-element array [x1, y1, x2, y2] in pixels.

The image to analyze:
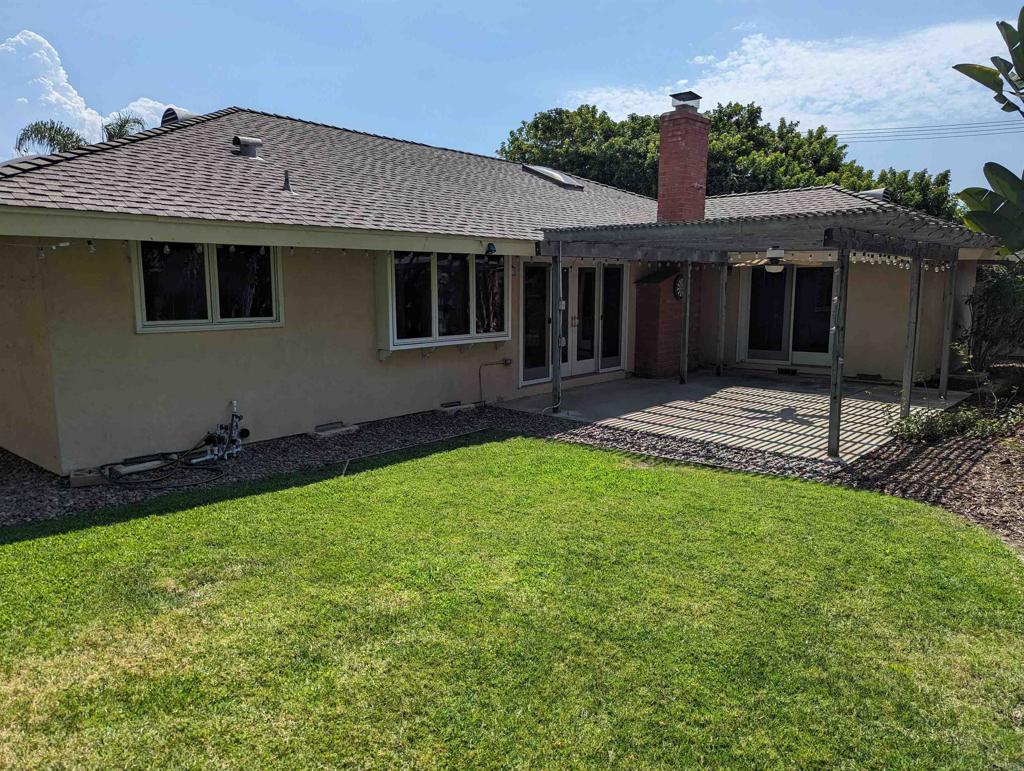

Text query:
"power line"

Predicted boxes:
[[841, 128, 1024, 143], [832, 126, 1024, 139], [828, 119, 1021, 134]]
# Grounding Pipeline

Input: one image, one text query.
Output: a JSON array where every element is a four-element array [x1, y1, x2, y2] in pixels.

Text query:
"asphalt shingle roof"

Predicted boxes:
[[0, 107, 657, 242], [0, 108, 986, 247]]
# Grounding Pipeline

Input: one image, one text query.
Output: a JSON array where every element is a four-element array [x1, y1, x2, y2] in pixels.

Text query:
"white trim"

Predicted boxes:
[[518, 259, 554, 387], [0, 205, 537, 256], [598, 262, 627, 373], [131, 241, 284, 334], [385, 251, 512, 351], [736, 264, 833, 366], [518, 257, 628, 385]]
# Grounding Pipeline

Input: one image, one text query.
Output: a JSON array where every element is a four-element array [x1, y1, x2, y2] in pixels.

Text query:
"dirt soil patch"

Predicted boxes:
[[836, 424, 1024, 551]]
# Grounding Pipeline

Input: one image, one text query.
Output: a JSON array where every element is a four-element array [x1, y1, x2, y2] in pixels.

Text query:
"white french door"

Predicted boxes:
[[520, 260, 626, 384], [561, 263, 598, 376]]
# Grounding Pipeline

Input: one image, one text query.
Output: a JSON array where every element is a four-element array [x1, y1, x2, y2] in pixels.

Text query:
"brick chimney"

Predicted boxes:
[[657, 91, 710, 222]]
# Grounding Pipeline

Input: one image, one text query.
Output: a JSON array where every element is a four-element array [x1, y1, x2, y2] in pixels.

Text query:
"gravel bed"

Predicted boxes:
[[1, 406, 1020, 552]]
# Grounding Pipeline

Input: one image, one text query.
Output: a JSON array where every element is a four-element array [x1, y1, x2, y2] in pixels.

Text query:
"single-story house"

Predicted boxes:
[[0, 95, 1000, 475]]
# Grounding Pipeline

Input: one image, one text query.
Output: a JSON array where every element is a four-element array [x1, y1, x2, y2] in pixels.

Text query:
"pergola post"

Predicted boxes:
[[551, 243, 563, 412], [900, 255, 924, 418], [827, 247, 851, 458], [938, 257, 959, 400], [716, 263, 728, 375], [679, 261, 691, 383]]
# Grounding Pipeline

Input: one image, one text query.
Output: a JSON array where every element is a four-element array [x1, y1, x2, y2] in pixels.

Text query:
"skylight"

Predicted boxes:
[[522, 164, 584, 190]]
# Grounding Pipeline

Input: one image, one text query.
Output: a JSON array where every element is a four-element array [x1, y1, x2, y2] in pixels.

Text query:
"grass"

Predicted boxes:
[[1, 434, 1023, 768]]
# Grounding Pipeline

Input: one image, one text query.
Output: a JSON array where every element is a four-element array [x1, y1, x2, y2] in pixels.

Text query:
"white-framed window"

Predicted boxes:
[[386, 251, 510, 348], [131, 241, 283, 332]]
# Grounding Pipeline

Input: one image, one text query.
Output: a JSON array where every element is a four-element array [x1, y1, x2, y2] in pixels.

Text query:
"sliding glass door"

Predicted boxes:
[[791, 267, 833, 366], [740, 265, 833, 367]]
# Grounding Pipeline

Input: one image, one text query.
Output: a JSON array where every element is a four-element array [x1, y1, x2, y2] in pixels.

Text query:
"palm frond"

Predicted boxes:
[[102, 111, 147, 141], [14, 120, 87, 154]]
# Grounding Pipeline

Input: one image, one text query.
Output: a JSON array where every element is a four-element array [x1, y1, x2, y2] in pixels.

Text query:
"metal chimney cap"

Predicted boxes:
[[670, 91, 702, 111], [232, 136, 264, 158]]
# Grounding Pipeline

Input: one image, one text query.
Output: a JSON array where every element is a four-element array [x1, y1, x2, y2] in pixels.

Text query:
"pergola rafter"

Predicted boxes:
[[541, 212, 992, 459]]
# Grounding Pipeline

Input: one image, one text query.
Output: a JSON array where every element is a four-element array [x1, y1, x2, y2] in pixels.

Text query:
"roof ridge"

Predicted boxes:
[[229, 107, 658, 202], [0, 107, 243, 180], [706, 184, 851, 200]]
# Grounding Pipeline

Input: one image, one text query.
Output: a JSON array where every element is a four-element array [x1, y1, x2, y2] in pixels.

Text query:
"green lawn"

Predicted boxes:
[[2, 435, 1023, 768]]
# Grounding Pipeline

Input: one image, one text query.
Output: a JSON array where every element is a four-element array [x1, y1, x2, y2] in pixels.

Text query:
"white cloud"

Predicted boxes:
[[0, 30, 185, 156], [691, 54, 716, 65], [567, 20, 1003, 130]]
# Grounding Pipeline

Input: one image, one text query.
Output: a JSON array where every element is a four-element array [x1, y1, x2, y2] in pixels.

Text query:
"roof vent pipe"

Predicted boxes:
[[232, 136, 263, 158], [160, 107, 198, 126]]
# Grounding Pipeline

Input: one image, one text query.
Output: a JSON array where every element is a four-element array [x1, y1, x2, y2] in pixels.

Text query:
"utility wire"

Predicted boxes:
[[821, 118, 1024, 143], [828, 118, 1020, 134], [840, 128, 1024, 143], [832, 126, 1024, 138]]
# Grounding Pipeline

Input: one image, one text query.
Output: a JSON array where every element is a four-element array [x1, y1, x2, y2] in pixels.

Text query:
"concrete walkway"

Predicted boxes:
[[505, 373, 968, 462]]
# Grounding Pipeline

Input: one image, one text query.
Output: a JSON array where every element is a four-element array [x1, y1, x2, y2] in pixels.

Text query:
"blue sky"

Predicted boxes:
[[1, 0, 1021, 190]]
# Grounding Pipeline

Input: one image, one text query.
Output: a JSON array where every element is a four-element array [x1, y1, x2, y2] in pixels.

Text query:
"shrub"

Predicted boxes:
[[891, 404, 1024, 443], [963, 263, 1024, 372]]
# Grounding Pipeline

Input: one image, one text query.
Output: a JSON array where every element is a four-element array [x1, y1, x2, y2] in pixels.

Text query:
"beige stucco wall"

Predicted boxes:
[[0, 239, 62, 471], [0, 236, 978, 475], [37, 242, 545, 473], [693, 261, 975, 382], [12, 244, 631, 473]]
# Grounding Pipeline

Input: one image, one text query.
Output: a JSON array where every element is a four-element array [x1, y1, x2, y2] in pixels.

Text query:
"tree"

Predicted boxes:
[[498, 102, 959, 219], [14, 111, 147, 156], [102, 111, 146, 141], [498, 105, 659, 197], [953, 6, 1024, 252], [14, 120, 86, 155]]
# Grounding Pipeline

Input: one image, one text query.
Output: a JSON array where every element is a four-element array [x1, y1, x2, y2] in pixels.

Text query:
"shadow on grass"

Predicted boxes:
[[0, 429, 510, 547]]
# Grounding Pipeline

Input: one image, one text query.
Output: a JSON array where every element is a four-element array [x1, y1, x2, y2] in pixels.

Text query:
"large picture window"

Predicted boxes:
[[134, 241, 282, 331], [390, 251, 508, 347], [140, 241, 209, 323], [394, 252, 433, 339], [436, 253, 470, 337], [475, 255, 505, 335]]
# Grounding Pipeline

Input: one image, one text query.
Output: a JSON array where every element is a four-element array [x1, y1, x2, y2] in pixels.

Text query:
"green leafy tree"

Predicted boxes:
[[498, 105, 660, 196], [953, 7, 1024, 251], [14, 120, 86, 154], [498, 102, 958, 219], [102, 110, 146, 141]]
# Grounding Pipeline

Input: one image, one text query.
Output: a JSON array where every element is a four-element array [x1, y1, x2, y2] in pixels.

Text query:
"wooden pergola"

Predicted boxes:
[[540, 210, 997, 458]]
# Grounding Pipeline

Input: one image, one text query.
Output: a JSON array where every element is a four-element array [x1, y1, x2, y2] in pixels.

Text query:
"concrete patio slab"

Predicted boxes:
[[505, 374, 969, 462]]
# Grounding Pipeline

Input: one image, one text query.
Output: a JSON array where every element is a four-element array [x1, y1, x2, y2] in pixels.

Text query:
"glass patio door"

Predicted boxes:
[[521, 261, 624, 383], [746, 267, 792, 361], [791, 267, 833, 366]]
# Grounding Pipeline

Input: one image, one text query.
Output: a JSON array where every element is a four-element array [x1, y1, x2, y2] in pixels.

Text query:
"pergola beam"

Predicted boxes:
[[679, 261, 691, 383], [716, 264, 728, 375], [539, 240, 729, 263], [938, 257, 959, 399], [550, 244, 563, 413], [824, 227, 959, 261], [827, 248, 851, 457], [900, 255, 925, 418]]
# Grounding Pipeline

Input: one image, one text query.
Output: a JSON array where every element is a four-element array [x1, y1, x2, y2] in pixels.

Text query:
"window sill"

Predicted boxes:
[[386, 333, 511, 351], [135, 320, 284, 334]]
